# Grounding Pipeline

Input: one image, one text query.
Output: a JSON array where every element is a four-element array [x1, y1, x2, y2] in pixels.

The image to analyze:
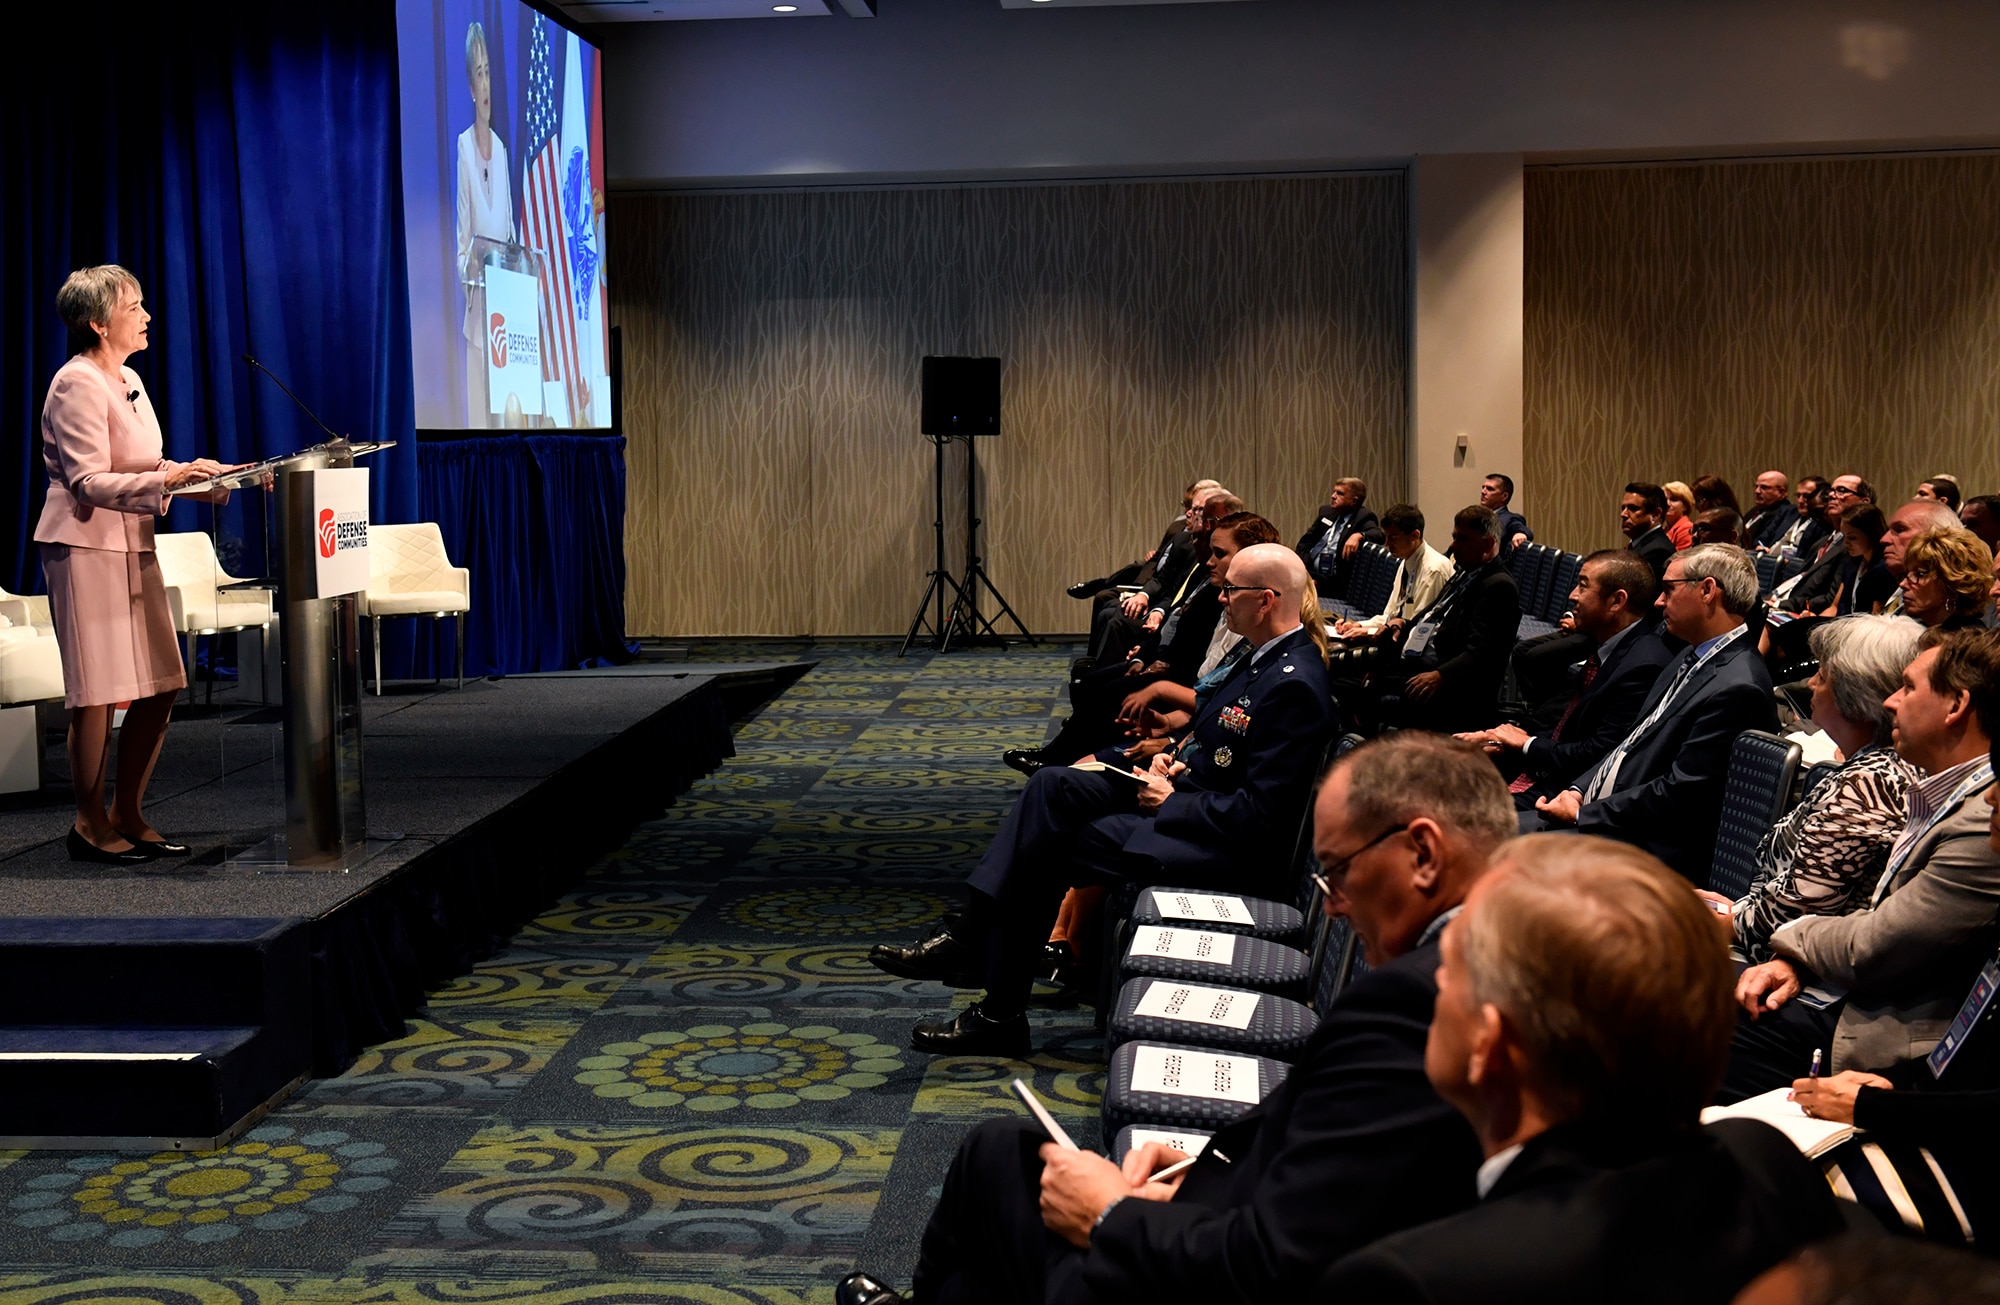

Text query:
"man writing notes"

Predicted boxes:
[[838, 734, 1513, 1305], [1724, 627, 2000, 1099], [868, 544, 1333, 1056], [1319, 834, 1842, 1303], [1529, 544, 1778, 881]]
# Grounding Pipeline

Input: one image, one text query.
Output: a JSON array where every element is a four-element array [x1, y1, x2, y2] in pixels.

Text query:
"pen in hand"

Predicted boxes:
[[1809, 1048, 1822, 1080]]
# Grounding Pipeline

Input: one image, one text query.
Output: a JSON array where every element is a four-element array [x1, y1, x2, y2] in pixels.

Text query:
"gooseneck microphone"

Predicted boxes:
[[242, 353, 344, 444]]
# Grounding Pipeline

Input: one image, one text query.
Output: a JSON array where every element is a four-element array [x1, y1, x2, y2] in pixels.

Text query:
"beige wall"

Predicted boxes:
[[1411, 154, 1525, 532], [612, 176, 1409, 637], [1525, 154, 2000, 554]]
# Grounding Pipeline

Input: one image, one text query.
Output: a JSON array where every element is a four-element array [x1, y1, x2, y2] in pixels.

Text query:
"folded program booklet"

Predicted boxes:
[[1070, 761, 1151, 782], [1700, 1087, 1856, 1158]]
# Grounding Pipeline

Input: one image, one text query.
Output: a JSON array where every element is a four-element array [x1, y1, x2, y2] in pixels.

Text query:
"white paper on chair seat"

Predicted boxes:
[[1130, 1045, 1262, 1104], [1133, 981, 1261, 1029], [1151, 891, 1252, 925], [1126, 1128, 1211, 1158], [1129, 926, 1237, 965]]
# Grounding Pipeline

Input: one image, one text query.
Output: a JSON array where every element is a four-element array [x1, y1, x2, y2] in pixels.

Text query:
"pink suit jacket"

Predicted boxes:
[[34, 357, 184, 553]]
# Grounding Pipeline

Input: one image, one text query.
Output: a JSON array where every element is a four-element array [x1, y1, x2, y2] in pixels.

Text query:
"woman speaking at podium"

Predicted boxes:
[[35, 265, 238, 865]]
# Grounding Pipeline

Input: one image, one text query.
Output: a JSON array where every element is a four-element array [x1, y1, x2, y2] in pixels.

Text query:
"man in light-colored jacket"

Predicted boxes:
[[1723, 625, 2000, 1099]]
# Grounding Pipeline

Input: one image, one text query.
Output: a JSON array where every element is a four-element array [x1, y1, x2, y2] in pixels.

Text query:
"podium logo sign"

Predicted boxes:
[[308, 467, 371, 598], [485, 264, 544, 418]]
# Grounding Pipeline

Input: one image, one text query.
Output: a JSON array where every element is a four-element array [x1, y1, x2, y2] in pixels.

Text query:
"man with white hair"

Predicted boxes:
[[872, 543, 1335, 1055], [1530, 545, 1779, 881]]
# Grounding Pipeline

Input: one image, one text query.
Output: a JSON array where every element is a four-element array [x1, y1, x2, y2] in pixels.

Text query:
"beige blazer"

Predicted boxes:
[[1773, 776, 2000, 1074], [34, 357, 179, 552]]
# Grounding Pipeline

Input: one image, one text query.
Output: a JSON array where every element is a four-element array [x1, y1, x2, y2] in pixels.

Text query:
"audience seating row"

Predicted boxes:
[[1323, 541, 1399, 623], [1507, 542, 1584, 641]]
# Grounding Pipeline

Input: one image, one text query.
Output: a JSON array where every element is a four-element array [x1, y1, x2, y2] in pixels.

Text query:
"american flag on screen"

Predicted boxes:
[[520, 14, 598, 423]]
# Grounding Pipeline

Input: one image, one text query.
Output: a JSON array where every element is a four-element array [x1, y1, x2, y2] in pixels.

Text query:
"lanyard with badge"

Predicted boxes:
[[1402, 573, 1470, 659], [1930, 953, 2000, 1080], [1872, 762, 1995, 910]]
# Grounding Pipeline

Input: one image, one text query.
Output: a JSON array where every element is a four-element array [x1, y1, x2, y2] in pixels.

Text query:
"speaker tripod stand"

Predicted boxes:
[[899, 433, 1035, 655]]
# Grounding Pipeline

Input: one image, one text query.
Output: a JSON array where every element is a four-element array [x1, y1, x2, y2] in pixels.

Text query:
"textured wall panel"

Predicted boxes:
[[612, 176, 1409, 636], [1526, 156, 2000, 553]]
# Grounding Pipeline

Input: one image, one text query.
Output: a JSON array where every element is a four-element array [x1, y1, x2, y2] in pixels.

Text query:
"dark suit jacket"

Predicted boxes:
[[1317, 1119, 1844, 1305], [1571, 630, 1779, 881], [1296, 505, 1385, 598], [1777, 534, 1847, 613], [1143, 525, 1202, 606], [1743, 504, 1794, 552], [1078, 941, 1483, 1305], [1627, 525, 1674, 580], [1125, 626, 1335, 893], [1513, 618, 1678, 803], [1495, 508, 1533, 558], [1390, 559, 1520, 731]]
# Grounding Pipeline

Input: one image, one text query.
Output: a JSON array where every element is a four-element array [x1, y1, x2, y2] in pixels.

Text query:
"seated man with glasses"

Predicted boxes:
[[838, 734, 1514, 1305], [869, 543, 1335, 1056]]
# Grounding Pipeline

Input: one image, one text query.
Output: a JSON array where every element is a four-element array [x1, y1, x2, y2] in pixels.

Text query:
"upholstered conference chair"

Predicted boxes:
[[359, 522, 470, 695], [0, 588, 64, 793], [155, 531, 275, 705]]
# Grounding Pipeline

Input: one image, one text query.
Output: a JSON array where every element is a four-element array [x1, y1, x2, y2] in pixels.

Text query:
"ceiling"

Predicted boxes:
[[551, 0, 1255, 22]]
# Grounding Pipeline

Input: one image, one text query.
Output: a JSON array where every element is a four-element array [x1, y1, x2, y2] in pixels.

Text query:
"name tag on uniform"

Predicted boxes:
[[1133, 981, 1261, 1029], [1130, 1045, 1262, 1104], [1930, 956, 2000, 1079], [1126, 1128, 1210, 1158], [1152, 891, 1250, 925], [1129, 926, 1237, 965]]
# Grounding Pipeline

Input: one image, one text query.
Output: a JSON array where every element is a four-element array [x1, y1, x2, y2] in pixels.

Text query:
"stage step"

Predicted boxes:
[[0, 918, 312, 1147], [0, 1026, 304, 1149]]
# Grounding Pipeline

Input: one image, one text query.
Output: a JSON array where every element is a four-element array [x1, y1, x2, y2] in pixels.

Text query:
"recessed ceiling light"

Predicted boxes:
[[774, 3, 798, 9]]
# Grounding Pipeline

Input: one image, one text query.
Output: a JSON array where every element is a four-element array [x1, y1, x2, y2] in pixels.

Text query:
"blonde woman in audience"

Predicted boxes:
[[1662, 480, 1697, 550], [1697, 616, 1921, 961], [1898, 526, 1993, 632]]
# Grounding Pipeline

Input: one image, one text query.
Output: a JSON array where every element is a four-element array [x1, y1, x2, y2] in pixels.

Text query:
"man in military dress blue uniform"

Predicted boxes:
[[870, 543, 1336, 1055]]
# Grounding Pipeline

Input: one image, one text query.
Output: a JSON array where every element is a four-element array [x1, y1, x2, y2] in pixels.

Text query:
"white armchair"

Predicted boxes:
[[155, 531, 275, 704], [359, 522, 471, 694], [0, 589, 64, 794]]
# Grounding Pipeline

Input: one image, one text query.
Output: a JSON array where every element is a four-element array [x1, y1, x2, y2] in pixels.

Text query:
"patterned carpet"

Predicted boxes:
[[0, 641, 1098, 1304]]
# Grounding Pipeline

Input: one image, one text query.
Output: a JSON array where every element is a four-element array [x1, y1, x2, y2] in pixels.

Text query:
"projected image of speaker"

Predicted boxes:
[[921, 356, 1001, 437]]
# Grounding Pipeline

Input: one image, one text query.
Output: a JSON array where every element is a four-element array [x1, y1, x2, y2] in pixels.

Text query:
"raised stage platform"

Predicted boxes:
[[0, 663, 805, 1148]]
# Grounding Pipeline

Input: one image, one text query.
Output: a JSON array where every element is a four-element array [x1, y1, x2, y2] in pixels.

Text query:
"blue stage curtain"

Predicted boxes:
[[0, 3, 418, 595], [412, 434, 634, 676]]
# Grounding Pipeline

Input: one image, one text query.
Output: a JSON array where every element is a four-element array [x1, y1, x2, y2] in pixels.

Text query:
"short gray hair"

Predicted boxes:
[[465, 21, 488, 80], [1808, 615, 1923, 746], [1336, 732, 1516, 856], [55, 264, 139, 351], [1675, 544, 1759, 615]]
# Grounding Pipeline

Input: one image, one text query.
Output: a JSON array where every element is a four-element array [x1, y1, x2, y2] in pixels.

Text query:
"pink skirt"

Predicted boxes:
[[39, 543, 186, 708]]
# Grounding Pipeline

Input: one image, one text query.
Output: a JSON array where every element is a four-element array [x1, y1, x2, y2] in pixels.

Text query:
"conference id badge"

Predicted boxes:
[[1403, 617, 1439, 659], [1929, 956, 2000, 1080], [1132, 981, 1261, 1029], [1130, 1045, 1263, 1104]]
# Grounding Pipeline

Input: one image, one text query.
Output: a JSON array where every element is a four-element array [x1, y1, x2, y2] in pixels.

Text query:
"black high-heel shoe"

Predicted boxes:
[[66, 829, 153, 865]]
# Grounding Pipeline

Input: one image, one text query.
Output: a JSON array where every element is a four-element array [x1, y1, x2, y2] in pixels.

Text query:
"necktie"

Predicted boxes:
[[1191, 640, 1253, 715], [1510, 653, 1598, 794]]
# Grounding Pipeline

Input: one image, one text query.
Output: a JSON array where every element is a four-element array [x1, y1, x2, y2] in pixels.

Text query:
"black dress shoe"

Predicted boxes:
[[66, 829, 153, 866], [911, 1004, 1032, 1057], [1040, 940, 1078, 985], [836, 1273, 906, 1305], [1002, 748, 1049, 777], [1067, 578, 1111, 600], [868, 929, 982, 987]]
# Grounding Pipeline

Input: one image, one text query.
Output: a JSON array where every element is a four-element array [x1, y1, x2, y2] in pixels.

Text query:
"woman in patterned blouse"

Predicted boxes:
[[1699, 614, 1924, 962]]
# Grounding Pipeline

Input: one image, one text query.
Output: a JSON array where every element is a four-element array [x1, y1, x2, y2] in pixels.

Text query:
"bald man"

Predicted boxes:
[[1881, 499, 1963, 615], [872, 544, 1337, 1055]]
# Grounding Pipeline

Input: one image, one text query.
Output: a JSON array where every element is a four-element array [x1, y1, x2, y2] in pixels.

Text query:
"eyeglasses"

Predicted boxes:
[[1659, 577, 1707, 594], [1218, 584, 1278, 599], [1310, 822, 1412, 896]]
